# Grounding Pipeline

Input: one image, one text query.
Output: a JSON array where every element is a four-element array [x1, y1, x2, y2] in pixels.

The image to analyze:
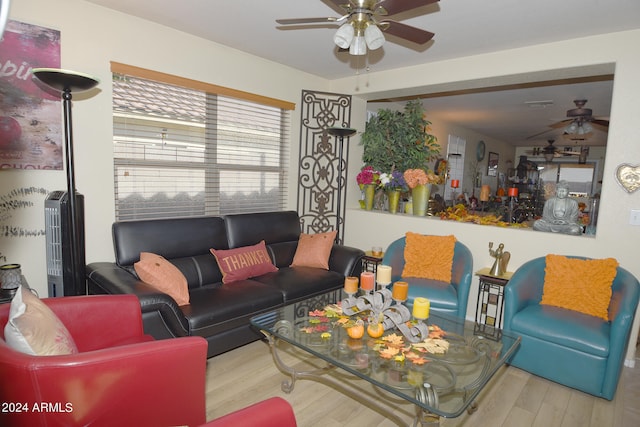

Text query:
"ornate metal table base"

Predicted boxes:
[[262, 330, 449, 427]]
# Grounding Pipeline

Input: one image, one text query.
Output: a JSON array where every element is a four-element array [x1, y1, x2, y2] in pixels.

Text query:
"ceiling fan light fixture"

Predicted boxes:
[[564, 122, 578, 135], [334, 23, 354, 49], [349, 34, 367, 55], [543, 152, 555, 162], [364, 24, 385, 50]]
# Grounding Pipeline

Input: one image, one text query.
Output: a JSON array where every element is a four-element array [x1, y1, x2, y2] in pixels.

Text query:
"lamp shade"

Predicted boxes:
[[564, 122, 578, 134], [364, 24, 385, 50], [334, 23, 354, 49], [349, 35, 366, 55]]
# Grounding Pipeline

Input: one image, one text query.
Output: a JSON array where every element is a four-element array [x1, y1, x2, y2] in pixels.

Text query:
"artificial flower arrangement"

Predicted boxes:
[[439, 203, 529, 228], [379, 170, 407, 192], [403, 168, 442, 189], [356, 165, 381, 189]]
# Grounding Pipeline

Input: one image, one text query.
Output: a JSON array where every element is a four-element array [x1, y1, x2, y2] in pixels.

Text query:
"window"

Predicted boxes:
[[539, 162, 596, 197], [111, 64, 292, 221]]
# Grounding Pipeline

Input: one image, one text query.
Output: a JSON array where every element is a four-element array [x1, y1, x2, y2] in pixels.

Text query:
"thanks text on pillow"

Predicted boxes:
[[218, 249, 272, 272]]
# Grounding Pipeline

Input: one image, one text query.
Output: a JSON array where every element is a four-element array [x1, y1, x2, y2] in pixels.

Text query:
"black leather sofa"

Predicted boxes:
[[86, 211, 364, 357]]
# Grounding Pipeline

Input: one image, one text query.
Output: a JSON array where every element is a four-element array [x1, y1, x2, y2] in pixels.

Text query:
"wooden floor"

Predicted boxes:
[[206, 339, 640, 426]]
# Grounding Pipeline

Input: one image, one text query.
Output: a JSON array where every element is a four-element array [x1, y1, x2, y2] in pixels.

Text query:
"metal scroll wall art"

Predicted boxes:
[[297, 90, 353, 244]]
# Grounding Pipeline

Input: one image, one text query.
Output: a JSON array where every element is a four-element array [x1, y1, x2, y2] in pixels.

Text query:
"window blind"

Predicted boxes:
[[112, 72, 290, 221]]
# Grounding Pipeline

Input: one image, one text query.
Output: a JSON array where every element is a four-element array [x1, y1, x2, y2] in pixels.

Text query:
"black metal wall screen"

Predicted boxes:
[[297, 90, 353, 243]]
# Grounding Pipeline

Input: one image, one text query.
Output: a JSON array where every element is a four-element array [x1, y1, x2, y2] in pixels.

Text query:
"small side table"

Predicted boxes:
[[362, 251, 384, 276], [474, 268, 513, 338]]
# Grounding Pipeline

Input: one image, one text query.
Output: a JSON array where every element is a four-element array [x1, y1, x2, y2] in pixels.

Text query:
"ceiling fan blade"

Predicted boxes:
[[526, 128, 556, 140], [548, 119, 573, 129], [375, 0, 440, 16], [591, 119, 609, 127], [276, 17, 339, 25], [381, 20, 434, 44]]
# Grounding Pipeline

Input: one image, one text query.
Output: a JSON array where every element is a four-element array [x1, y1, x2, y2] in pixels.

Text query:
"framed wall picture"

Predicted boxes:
[[487, 152, 499, 176], [0, 20, 61, 170]]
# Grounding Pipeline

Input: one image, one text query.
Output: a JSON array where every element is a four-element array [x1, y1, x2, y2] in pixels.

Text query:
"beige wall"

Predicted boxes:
[[3, 1, 639, 362], [1, 0, 330, 294]]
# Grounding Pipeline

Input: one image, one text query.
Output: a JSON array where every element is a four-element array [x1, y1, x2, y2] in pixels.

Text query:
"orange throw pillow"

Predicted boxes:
[[210, 240, 278, 284], [290, 230, 337, 270], [402, 233, 456, 282], [541, 254, 618, 320], [134, 252, 190, 306]]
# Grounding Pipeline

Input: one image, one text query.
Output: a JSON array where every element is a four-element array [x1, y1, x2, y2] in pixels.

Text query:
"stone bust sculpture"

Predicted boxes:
[[533, 180, 582, 235]]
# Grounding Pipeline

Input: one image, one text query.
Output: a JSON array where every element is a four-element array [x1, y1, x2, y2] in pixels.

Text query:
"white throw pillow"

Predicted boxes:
[[4, 286, 78, 356]]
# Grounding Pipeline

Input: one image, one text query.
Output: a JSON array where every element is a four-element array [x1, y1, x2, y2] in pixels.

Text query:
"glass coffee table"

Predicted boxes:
[[251, 290, 520, 426]]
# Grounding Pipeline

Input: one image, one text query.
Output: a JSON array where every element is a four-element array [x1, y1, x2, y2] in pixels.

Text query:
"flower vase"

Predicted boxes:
[[411, 184, 431, 216], [363, 184, 376, 211], [386, 190, 401, 214]]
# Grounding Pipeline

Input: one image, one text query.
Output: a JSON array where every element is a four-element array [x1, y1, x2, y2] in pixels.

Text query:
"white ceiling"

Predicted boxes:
[[86, 0, 640, 147]]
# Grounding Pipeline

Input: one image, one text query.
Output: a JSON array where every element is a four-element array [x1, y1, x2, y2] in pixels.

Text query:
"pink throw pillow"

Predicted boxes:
[[210, 240, 278, 284]]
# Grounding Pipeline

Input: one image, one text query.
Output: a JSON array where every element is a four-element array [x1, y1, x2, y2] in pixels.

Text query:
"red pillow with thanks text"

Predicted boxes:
[[210, 240, 278, 284]]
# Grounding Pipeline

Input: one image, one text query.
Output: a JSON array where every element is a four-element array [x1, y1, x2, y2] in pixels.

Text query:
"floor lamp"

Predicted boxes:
[[326, 127, 357, 244], [32, 68, 99, 295]]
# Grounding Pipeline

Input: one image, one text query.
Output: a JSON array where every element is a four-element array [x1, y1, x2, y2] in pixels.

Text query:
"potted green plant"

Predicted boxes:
[[360, 100, 440, 173]]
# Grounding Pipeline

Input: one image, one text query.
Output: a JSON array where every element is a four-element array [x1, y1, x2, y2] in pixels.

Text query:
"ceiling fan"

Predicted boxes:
[[527, 139, 585, 162], [558, 99, 609, 135], [527, 99, 609, 140], [275, 0, 440, 56]]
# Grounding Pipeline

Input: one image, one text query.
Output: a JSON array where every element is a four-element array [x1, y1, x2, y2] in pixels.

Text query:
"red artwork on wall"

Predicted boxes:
[[0, 20, 61, 170]]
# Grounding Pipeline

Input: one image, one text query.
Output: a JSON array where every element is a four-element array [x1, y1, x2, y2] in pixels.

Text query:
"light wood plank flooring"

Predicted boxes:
[[206, 339, 640, 426]]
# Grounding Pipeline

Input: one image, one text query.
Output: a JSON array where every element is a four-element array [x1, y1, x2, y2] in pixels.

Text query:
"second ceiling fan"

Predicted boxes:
[[528, 99, 610, 140], [527, 139, 587, 162], [276, 0, 440, 56]]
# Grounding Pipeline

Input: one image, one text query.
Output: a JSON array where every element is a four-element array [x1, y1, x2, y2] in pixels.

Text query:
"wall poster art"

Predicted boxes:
[[0, 20, 61, 170]]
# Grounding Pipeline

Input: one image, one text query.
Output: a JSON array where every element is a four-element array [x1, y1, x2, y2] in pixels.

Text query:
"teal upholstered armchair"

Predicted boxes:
[[381, 237, 473, 318], [503, 256, 640, 400]]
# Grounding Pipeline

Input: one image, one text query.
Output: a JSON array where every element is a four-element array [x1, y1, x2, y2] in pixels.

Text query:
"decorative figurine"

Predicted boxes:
[[488, 242, 510, 277], [533, 180, 582, 235]]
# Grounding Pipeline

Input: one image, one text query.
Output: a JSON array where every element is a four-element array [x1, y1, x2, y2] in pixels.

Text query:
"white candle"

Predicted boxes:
[[377, 265, 392, 286]]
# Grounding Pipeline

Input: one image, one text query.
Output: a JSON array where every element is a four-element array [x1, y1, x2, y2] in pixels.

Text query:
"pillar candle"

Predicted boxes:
[[344, 276, 359, 294], [391, 281, 409, 301], [480, 185, 490, 202], [451, 179, 460, 188], [508, 187, 518, 197], [360, 271, 375, 291], [376, 265, 392, 286], [412, 297, 430, 320]]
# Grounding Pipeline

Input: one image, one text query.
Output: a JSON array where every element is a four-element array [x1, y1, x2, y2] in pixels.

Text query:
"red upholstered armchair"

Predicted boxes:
[[0, 294, 208, 427], [202, 397, 297, 427]]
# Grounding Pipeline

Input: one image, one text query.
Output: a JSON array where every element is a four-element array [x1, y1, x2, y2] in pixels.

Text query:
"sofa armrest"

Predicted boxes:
[[328, 245, 365, 277], [86, 262, 189, 338]]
